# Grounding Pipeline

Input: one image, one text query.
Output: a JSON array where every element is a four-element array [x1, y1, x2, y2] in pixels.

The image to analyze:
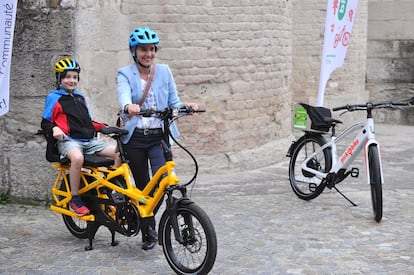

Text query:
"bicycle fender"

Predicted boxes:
[[364, 141, 384, 185], [286, 141, 297, 157], [158, 197, 194, 245], [287, 132, 324, 157]]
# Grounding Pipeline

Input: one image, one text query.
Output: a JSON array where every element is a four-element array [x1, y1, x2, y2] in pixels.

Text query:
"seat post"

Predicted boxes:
[[331, 123, 337, 137], [116, 137, 128, 163]]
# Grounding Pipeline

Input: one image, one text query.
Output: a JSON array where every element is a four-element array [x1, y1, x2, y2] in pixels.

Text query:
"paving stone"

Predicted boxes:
[[0, 124, 413, 274]]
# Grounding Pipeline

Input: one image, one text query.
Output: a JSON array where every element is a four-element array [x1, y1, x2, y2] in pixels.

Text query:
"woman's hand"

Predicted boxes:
[[185, 102, 199, 111], [126, 103, 141, 117]]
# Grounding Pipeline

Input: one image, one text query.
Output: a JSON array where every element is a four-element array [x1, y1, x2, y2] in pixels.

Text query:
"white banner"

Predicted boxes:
[[317, 0, 358, 106], [0, 0, 18, 116]]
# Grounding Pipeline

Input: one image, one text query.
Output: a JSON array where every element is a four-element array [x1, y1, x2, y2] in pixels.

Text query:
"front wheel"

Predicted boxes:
[[288, 134, 332, 200], [159, 202, 217, 275], [368, 146, 383, 222]]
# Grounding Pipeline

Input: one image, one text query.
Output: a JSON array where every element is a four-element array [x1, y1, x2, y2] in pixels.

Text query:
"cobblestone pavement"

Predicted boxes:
[[1, 124, 414, 274]]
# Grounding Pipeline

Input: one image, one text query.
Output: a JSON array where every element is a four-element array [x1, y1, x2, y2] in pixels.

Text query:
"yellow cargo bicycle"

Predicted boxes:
[[42, 107, 217, 275]]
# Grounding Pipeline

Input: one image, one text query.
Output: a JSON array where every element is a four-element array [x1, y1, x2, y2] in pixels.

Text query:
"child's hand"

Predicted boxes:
[[52, 126, 65, 140]]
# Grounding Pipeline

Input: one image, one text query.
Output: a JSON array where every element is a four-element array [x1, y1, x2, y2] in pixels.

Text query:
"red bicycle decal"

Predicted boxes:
[[334, 26, 351, 48]]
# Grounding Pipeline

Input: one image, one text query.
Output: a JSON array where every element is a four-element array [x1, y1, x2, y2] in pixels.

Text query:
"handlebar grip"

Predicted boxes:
[[138, 109, 154, 117], [99, 126, 129, 136], [179, 106, 206, 113], [332, 105, 348, 112]]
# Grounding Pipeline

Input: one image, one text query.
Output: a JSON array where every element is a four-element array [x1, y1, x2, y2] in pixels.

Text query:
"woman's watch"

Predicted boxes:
[[123, 104, 129, 114]]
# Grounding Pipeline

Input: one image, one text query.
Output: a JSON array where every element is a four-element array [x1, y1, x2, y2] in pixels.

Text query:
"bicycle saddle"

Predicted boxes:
[[300, 103, 343, 132]]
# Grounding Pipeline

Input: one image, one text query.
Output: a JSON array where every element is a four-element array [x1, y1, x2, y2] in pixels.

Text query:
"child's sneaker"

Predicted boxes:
[[69, 195, 90, 216]]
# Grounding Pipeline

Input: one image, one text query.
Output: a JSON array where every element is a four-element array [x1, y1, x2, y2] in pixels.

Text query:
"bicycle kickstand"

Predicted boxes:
[[332, 186, 357, 207]]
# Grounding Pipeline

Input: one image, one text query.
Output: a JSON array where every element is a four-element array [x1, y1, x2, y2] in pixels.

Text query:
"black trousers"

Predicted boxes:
[[123, 130, 166, 239]]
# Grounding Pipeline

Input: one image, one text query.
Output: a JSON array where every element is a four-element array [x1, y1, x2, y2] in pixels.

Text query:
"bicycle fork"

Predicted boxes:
[[164, 187, 195, 245], [327, 119, 383, 205], [330, 118, 383, 186], [364, 140, 384, 186]]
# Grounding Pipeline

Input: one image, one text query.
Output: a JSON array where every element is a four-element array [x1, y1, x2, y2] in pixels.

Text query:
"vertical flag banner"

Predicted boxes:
[[0, 0, 18, 116], [317, 0, 358, 106]]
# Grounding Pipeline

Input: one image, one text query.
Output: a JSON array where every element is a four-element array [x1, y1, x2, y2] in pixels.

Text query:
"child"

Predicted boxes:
[[41, 57, 120, 215]]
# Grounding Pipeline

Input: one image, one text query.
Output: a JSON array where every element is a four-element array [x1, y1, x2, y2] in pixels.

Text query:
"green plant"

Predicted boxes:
[[0, 189, 11, 205], [43, 193, 51, 206]]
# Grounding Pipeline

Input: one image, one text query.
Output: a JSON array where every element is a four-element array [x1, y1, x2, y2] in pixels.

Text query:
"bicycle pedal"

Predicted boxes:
[[350, 167, 359, 177]]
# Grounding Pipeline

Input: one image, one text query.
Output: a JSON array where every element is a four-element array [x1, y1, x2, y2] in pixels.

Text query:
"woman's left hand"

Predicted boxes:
[[185, 102, 199, 111]]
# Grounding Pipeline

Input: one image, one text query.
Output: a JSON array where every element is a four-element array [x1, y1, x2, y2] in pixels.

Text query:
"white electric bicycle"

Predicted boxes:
[[287, 98, 413, 222]]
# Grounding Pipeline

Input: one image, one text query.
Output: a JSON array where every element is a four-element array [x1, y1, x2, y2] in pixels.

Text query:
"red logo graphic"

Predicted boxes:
[[334, 26, 351, 48], [333, 0, 339, 15], [340, 139, 359, 164], [348, 9, 354, 22]]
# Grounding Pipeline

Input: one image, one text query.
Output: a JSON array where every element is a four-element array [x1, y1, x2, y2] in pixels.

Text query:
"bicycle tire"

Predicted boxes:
[[59, 174, 90, 239], [288, 134, 332, 200], [368, 146, 383, 222], [60, 175, 127, 239], [159, 203, 217, 275]]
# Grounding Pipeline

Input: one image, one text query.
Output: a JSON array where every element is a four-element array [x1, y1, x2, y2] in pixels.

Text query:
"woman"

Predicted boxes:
[[117, 27, 199, 250]]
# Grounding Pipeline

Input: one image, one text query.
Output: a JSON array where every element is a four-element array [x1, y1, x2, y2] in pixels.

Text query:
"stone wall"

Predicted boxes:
[[367, 0, 414, 84], [366, 0, 414, 125], [74, 0, 293, 173], [5, 0, 407, 202], [292, 0, 369, 110], [0, 0, 76, 202], [1, 0, 295, 202]]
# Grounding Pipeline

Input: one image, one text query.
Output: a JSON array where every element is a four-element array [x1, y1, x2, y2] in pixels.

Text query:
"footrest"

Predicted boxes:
[[50, 205, 95, 221]]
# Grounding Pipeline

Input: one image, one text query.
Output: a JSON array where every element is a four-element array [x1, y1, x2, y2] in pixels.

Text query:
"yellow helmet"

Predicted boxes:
[[54, 57, 80, 77]]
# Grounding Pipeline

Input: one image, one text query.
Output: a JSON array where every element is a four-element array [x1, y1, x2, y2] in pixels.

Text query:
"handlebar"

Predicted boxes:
[[137, 106, 205, 187], [139, 106, 206, 118], [332, 97, 413, 112], [99, 107, 204, 138]]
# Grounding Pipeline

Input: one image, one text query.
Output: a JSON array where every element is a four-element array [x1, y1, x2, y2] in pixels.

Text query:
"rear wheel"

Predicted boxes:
[[368, 146, 383, 222], [59, 175, 128, 239], [58, 175, 90, 239], [288, 134, 332, 200]]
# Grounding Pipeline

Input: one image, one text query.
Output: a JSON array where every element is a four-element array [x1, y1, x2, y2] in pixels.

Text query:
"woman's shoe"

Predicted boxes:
[[141, 226, 158, 250]]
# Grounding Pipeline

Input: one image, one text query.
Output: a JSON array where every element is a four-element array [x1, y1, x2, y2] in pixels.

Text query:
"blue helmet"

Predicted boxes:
[[129, 27, 159, 48]]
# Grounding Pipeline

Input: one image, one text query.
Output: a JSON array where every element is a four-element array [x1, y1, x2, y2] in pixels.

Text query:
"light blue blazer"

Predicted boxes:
[[117, 63, 183, 144]]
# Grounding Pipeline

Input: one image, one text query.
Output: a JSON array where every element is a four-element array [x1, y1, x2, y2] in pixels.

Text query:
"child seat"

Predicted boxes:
[[38, 129, 114, 167]]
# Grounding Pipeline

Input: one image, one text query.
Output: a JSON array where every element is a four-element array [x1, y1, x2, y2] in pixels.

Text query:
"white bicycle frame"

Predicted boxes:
[[301, 117, 384, 185]]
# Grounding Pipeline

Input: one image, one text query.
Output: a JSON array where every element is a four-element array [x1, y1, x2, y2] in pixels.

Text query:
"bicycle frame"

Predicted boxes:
[[289, 99, 413, 222], [300, 117, 383, 185], [50, 157, 179, 222], [49, 108, 203, 224]]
